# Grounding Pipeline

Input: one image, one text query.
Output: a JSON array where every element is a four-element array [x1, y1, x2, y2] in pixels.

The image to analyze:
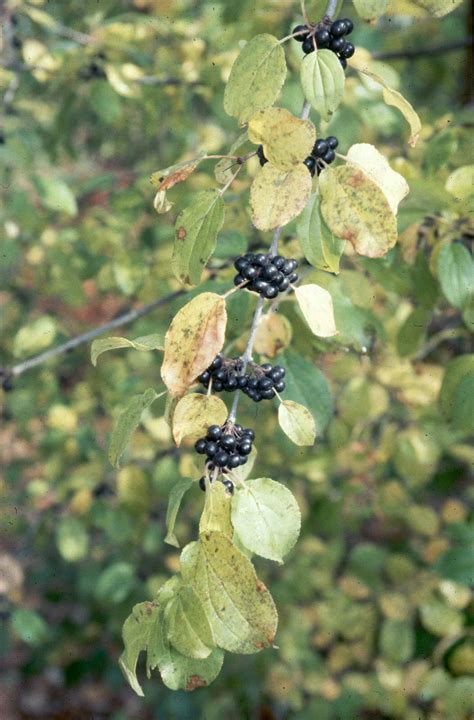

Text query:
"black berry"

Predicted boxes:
[[292, 25, 308, 41], [302, 37, 314, 54], [330, 19, 347, 37], [223, 479, 235, 494]]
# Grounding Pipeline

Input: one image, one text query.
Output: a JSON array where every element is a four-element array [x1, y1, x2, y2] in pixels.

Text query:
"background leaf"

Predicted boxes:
[[108, 388, 158, 467], [278, 400, 316, 446], [300, 50, 345, 122]]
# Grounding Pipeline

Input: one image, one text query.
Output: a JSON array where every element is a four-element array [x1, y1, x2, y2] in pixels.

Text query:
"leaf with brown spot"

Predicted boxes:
[[250, 163, 312, 231], [319, 165, 398, 258], [172, 190, 225, 286], [172, 393, 228, 446], [161, 293, 227, 397], [254, 313, 292, 357]]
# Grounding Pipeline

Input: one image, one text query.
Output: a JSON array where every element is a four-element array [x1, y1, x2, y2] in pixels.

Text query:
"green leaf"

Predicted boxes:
[[231, 478, 301, 562], [172, 190, 225, 286], [109, 388, 159, 467], [439, 355, 474, 431], [13, 315, 57, 359], [250, 163, 312, 230], [165, 477, 194, 548], [91, 334, 164, 365], [95, 562, 135, 604], [11, 609, 48, 647], [437, 243, 474, 310], [319, 166, 398, 258], [278, 400, 316, 446], [300, 49, 345, 122], [296, 193, 345, 273], [34, 175, 78, 216], [161, 292, 227, 397], [353, 0, 388, 19], [120, 601, 159, 696], [396, 306, 431, 357], [180, 531, 278, 653], [434, 523, 474, 586], [279, 350, 333, 434], [223, 34, 287, 125], [56, 517, 89, 562], [172, 393, 228, 446], [380, 619, 414, 663], [420, 600, 463, 637], [164, 584, 215, 659]]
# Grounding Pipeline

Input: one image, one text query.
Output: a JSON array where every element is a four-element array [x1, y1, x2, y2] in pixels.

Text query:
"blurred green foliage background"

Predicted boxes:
[[1, 0, 473, 718]]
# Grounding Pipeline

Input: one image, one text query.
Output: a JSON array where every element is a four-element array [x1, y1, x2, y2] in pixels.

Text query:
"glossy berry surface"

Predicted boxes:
[[303, 135, 339, 176], [195, 423, 256, 472], [292, 24, 308, 42], [301, 17, 354, 68], [232, 253, 298, 298]]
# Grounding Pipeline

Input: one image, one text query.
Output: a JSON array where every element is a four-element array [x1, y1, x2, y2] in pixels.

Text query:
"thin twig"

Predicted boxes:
[[373, 38, 472, 61], [1, 290, 184, 382]]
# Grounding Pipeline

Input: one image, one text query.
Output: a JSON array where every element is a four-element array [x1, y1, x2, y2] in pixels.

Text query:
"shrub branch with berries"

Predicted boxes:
[[91, 0, 423, 695]]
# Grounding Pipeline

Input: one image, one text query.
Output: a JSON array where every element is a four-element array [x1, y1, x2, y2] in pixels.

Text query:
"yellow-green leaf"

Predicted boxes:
[[300, 49, 345, 122], [346, 143, 409, 214], [278, 400, 316, 446], [180, 531, 278, 653], [294, 283, 338, 338], [224, 34, 287, 125], [415, 0, 464, 17], [353, 0, 388, 18], [349, 52, 422, 146], [250, 163, 312, 230], [91, 334, 164, 366], [164, 584, 215, 660], [248, 107, 315, 171], [296, 193, 345, 273], [172, 190, 225, 286], [319, 166, 398, 258], [172, 393, 228, 446], [161, 293, 227, 397], [109, 388, 159, 467]]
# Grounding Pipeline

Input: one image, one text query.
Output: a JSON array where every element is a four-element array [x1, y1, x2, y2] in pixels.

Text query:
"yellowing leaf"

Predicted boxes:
[[199, 480, 233, 539], [150, 152, 207, 191], [300, 49, 345, 122], [164, 584, 215, 660], [250, 163, 312, 231], [91, 334, 164, 366], [349, 53, 422, 146], [172, 190, 225, 286], [254, 313, 292, 357], [224, 34, 287, 125], [346, 143, 409, 214], [415, 0, 464, 16], [172, 393, 228, 446], [165, 478, 194, 548], [278, 400, 316, 446], [445, 165, 474, 201], [295, 284, 338, 338], [248, 108, 316, 171], [161, 293, 227, 397], [319, 166, 398, 258], [180, 531, 278, 653]]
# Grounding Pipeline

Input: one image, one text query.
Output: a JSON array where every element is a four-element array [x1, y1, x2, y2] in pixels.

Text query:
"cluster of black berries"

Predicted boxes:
[[233, 253, 299, 299], [198, 355, 286, 402], [293, 18, 355, 68], [304, 136, 339, 177], [195, 423, 255, 476], [240, 363, 286, 402]]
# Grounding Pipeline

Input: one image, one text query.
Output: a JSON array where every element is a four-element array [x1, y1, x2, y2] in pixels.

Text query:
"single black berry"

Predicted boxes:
[[302, 37, 314, 54], [292, 24, 308, 41], [214, 451, 229, 467], [323, 149, 336, 164], [265, 285, 278, 299], [205, 441, 218, 457], [234, 257, 248, 272], [327, 136, 339, 150], [339, 57, 347, 69], [220, 434, 236, 451], [257, 144, 268, 166], [239, 442, 252, 455], [223, 479, 235, 494], [304, 156, 316, 176], [195, 439, 207, 454], [341, 42, 355, 58], [207, 425, 222, 439], [314, 139, 329, 156], [330, 19, 348, 37], [330, 37, 345, 53], [228, 454, 241, 469], [343, 18, 354, 34], [315, 29, 330, 47], [274, 379, 286, 392], [199, 476, 206, 491]]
